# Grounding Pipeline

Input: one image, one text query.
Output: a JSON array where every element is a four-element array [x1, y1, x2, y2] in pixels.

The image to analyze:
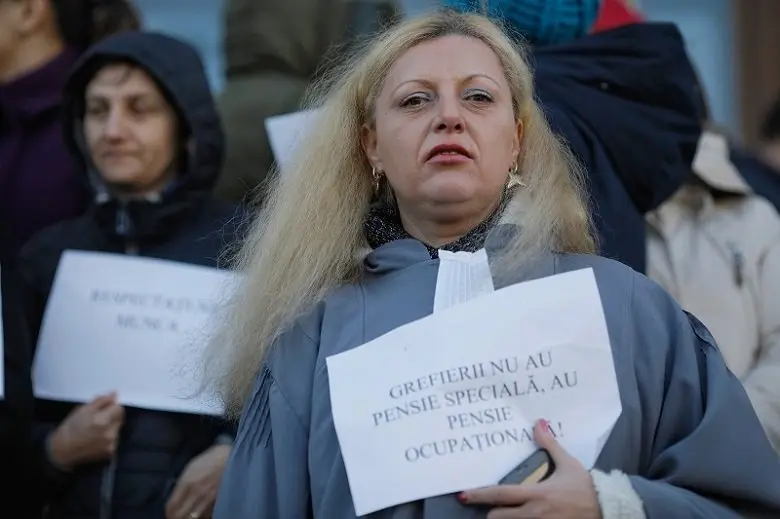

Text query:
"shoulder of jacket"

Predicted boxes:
[[742, 194, 780, 221], [554, 253, 636, 285], [732, 195, 780, 243], [19, 217, 91, 263]]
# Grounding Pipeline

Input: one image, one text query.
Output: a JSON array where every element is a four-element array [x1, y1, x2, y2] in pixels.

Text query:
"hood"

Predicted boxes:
[[533, 22, 703, 213], [61, 31, 224, 241], [692, 131, 750, 195]]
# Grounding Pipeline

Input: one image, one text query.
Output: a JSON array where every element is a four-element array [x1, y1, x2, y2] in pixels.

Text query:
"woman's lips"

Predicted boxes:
[[427, 151, 472, 165]]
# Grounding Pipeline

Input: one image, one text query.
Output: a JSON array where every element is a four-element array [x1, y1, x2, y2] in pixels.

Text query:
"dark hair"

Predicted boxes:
[[52, 0, 141, 49], [687, 60, 711, 124], [761, 93, 780, 142]]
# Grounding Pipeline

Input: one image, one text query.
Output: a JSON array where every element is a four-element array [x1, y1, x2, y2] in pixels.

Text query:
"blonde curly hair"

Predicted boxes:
[[206, 10, 596, 418]]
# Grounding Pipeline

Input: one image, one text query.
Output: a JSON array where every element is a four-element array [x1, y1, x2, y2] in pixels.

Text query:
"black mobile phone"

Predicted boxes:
[[499, 449, 555, 486]]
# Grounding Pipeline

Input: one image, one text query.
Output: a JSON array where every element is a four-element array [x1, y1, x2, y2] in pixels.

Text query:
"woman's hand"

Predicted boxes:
[[459, 420, 602, 519], [165, 444, 232, 519], [48, 392, 125, 469]]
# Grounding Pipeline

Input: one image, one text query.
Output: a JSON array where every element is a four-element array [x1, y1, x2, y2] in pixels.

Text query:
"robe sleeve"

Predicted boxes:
[[213, 324, 318, 519], [627, 274, 780, 518]]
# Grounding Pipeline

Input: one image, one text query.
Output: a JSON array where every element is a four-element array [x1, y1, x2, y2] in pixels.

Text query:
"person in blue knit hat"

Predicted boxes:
[[439, 0, 704, 275], [442, 0, 602, 45]]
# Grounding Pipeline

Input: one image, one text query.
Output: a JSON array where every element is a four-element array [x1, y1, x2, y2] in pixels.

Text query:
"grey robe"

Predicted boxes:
[[214, 238, 780, 518]]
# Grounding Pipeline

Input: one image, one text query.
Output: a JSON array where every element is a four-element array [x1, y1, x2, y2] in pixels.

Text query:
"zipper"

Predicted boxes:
[[99, 204, 139, 519], [116, 203, 140, 255], [99, 457, 117, 519], [727, 242, 744, 287]]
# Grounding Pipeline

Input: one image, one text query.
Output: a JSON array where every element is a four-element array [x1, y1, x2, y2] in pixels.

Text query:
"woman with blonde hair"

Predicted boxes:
[[210, 10, 780, 519]]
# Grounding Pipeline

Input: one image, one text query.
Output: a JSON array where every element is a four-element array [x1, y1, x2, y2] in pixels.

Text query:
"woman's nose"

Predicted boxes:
[[434, 96, 465, 133], [104, 110, 127, 140]]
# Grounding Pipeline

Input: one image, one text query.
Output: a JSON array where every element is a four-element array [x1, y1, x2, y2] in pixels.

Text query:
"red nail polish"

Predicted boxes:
[[457, 492, 468, 503]]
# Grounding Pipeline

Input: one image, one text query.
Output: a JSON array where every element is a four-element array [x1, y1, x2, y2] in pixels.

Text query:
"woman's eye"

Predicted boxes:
[[400, 94, 429, 107], [130, 100, 160, 115], [465, 90, 493, 103], [86, 105, 105, 116]]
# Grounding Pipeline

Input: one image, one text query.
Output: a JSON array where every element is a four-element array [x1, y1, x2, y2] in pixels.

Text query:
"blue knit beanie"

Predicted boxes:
[[442, 0, 603, 46]]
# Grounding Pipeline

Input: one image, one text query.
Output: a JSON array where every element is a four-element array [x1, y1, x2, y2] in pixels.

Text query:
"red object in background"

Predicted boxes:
[[591, 0, 645, 33]]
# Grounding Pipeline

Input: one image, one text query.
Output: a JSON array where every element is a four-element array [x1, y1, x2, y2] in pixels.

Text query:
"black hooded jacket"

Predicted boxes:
[[17, 32, 243, 519], [0, 260, 37, 517], [534, 23, 702, 272], [730, 148, 780, 212]]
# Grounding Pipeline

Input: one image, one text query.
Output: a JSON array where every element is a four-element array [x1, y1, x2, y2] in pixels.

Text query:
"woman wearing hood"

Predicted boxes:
[[647, 84, 780, 453], [209, 10, 780, 519], [0, 0, 139, 261], [17, 31, 243, 519], [647, 129, 780, 453]]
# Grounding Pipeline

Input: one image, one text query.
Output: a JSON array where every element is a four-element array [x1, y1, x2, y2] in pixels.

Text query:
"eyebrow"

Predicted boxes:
[[391, 73, 502, 95], [85, 91, 158, 102]]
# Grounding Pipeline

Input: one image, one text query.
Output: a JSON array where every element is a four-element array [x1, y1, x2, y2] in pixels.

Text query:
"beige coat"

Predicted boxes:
[[647, 131, 780, 450]]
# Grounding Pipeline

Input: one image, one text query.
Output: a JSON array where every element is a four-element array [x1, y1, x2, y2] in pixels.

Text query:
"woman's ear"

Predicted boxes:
[[361, 123, 383, 171], [512, 118, 525, 161]]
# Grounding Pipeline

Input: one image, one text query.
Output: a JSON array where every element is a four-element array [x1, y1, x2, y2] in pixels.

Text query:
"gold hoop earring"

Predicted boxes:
[[507, 162, 526, 189], [371, 166, 383, 195]]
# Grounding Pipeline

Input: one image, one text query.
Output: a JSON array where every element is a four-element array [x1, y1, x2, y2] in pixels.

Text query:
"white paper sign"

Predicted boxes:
[[33, 251, 238, 415], [0, 265, 5, 400], [265, 109, 319, 171], [327, 268, 621, 516]]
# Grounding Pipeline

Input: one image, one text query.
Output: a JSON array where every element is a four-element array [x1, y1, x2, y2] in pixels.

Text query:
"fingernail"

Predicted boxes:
[[538, 419, 550, 430], [457, 492, 468, 503]]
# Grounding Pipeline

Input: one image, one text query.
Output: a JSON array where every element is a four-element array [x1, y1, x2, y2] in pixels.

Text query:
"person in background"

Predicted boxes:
[[590, 0, 642, 33], [443, 0, 702, 273], [758, 95, 780, 173], [729, 93, 780, 213], [444, 0, 602, 45], [215, 0, 400, 205], [18, 31, 242, 519], [0, 0, 139, 261], [646, 129, 780, 451], [210, 11, 780, 519], [0, 259, 36, 516]]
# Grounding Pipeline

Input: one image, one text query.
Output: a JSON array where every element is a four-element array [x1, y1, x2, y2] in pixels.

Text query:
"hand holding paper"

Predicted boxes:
[[33, 251, 235, 415], [49, 392, 125, 469], [459, 420, 601, 519]]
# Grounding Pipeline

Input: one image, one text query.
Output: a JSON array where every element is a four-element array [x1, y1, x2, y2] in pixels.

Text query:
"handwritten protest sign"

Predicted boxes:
[[265, 109, 319, 171], [33, 251, 237, 415], [0, 265, 4, 399], [326, 268, 621, 516]]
